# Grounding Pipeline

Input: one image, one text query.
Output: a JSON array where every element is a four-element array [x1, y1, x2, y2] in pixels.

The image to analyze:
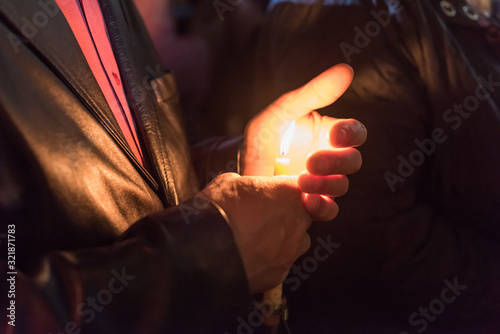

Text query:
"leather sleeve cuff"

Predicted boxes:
[[130, 197, 251, 332], [190, 135, 244, 187]]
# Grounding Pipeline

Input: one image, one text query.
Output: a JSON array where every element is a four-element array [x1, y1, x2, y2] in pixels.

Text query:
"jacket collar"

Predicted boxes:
[[0, 0, 161, 193]]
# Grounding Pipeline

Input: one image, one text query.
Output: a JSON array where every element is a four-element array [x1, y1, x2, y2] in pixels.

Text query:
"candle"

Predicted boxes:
[[263, 120, 296, 327], [273, 120, 295, 176], [274, 157, 290, 176]]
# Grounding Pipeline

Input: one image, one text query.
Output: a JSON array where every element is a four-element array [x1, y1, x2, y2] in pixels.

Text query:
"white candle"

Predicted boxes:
[[263, 121, 296, 327], [274, 157, 290, 176]]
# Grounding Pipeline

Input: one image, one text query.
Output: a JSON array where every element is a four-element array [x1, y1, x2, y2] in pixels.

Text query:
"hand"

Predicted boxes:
[[242, 64, 367, 220], [200, 173, 312, 293]]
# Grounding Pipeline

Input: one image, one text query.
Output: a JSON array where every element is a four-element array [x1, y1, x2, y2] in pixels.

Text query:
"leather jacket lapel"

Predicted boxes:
[[100, 0, 185, 206], [0, 0, 160, 192]]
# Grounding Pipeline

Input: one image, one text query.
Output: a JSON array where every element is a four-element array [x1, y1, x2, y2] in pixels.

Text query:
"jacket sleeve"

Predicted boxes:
[[190, 136, 244, 188], [0, 198, 251, 334]]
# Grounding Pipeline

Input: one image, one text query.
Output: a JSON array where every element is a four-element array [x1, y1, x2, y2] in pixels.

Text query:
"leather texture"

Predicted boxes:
[[0, 0, 249, 332], [253, 0, 500, 333]]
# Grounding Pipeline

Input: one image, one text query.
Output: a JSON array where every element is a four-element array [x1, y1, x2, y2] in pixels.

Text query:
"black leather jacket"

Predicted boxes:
[[252, 0, 500, 332], [0, 0, 249, 332]]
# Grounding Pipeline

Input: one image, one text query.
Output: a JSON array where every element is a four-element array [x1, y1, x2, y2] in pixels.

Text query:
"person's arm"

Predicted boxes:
[[0, 199, 250, 334]]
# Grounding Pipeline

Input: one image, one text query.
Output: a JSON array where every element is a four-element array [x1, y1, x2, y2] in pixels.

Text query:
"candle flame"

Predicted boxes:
[[280, 120, 295, 156]]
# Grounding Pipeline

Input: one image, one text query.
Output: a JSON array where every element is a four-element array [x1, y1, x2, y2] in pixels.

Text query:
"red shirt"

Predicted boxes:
[[55, 0, 144, 164]]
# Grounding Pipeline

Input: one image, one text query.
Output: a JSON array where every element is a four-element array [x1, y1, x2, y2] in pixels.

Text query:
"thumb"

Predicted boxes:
[[261, 64, 354, 124]]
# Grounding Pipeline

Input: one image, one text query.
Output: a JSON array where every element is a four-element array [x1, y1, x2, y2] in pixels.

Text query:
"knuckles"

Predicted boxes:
[[307, 148, 362, 175], [298, 173, 349, 197]]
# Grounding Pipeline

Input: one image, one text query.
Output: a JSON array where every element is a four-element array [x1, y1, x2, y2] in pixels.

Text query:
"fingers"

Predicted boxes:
[[302, 193, 339, 221], [262, 64, 354, 123], [329, 118, 367, 148], [272, 175, 339, 222], [271, 175, 301, 191], [306, 148, 362, 176], [274, 174, 343, 221], [298, 172, 349, 197], [299, 172, 345, 221]]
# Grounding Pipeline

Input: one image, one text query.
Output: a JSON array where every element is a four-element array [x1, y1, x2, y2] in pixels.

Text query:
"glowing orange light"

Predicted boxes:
[[280, 120, 295, 157], [274, 121, 295, 176], [264, 121, 296, 326]]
